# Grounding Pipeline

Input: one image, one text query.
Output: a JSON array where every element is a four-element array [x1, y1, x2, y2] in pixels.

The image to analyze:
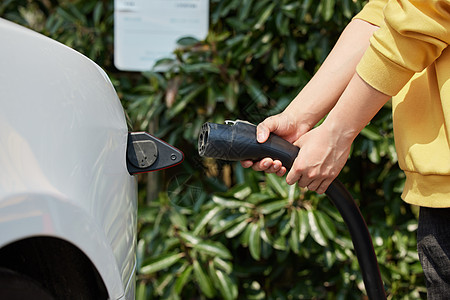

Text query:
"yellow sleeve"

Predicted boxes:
[[357, 0, 450, 96], [353, 0, 388, 27]]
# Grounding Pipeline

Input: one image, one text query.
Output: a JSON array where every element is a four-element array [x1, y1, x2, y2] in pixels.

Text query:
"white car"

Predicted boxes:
[[0, 18, 183, 299]]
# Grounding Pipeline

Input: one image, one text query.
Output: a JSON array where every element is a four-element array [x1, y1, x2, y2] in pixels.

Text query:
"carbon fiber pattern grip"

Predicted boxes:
[[198, 121, 299, 168]]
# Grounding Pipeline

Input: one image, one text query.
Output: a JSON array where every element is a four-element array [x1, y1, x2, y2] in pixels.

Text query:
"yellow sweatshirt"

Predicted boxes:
[[354, 0, 450, 207]]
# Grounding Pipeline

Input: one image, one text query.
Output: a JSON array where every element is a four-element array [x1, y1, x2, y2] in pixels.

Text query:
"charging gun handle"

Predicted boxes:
[[198, 121, 385, 300]]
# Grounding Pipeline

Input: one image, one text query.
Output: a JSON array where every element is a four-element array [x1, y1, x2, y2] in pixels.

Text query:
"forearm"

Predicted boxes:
[[248, 17, 387, 183], [285, 19, 379, 128], [284, 72, 391, 193], [321, 72, 391, 144]]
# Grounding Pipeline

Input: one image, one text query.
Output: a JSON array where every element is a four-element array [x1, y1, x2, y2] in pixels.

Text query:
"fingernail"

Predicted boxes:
[[257, 132, 264, 142], [263, 161, 271, 168]]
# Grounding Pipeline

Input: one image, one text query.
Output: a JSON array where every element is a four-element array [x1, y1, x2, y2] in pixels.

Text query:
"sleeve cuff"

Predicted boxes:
[[356, 45, 415, 96]]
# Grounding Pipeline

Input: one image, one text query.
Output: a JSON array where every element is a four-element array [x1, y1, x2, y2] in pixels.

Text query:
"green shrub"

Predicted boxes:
[[136, 167, 424, 299], [1, 0, 425, 298]]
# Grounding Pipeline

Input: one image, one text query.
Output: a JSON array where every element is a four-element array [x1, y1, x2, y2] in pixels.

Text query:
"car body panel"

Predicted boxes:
[[0, 18, 137, 299]]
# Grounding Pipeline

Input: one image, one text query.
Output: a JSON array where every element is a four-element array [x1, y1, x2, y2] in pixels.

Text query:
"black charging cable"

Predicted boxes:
[[198, 121, 386, 300]]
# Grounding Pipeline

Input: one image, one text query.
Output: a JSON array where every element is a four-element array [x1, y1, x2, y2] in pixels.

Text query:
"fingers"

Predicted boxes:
[[256, 124, 269, 143], [285, 155, 335, 194], [240, 159, 287, 176], [243, 156, 334, 193], [256, 115, 280, 143], [242, 117, 281, 170], [240, 160, 254, 168], [286, 172, 332, 194], [242, 159, 333, 193], [251, 158, 274, 171], [301, 178, 332, 194], [315, 178, 334, 194], [253, 158, 286, 175]]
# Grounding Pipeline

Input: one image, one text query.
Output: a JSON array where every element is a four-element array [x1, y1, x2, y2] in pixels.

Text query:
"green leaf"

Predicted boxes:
[[368, 141, 381, 164], [166, 83, 206, 119], [297, 209, 310, 243], [240, 220, 253, 247], [136, 280, 147, 300], [279, 217, 291, 237], [289, 207, 297, 228], [254, 2, 276, 30], [301, 0, 314, 20], [273, 235, 288, 251], [322, 0, 335, 21], [289, 210, 300, 253], [193, 206, 222, 235], [207, 259, 237, 300], [212, 195, 253, 209], [281, 3, 300, 17], [261, 226, 273, 245], [182, 63, 220, 74], [271, 48, 281, 70], [316, 210, 337, 240], [177, 36, 200, 46], [258, 199, 289, 214], [275, 73, 301, 87], [342, 0, 353, 19], [208, 259, 221, 288], [169, 209, 188, 231], [248, 222, 261, 260], [238, 0, 253, 21], [284, 38, 298, 72], [225, 79, 239, 111], [93, 2, 102, 26], [140, 252, 184, 275], [232, 184, 252, 200], [193, 260, 216, 298], [226, 219, 249, 238], [136, 239, 146, 270], [247, 193, 274, 205], [266, 173, 288, 198], [214, 256, 233, 274], [174, 264, 193, 294], [289, 227, 300, 254], [324, 248, 336, 269], [206, 86, 217, 116], [56, 7, 78, 23], [219, 183, 254, 200], [68, 3, 87, 24], [307, 209, 328, 246], [215, 269, 238, 300], [210, 214, 249, 235], [155, 273, 174, 296], [361, 124, 383, 141], [194, 241, 232, 259], [225, 34, 246, 47], [245, 79, 268, 105], [178, 231, 202, 246]]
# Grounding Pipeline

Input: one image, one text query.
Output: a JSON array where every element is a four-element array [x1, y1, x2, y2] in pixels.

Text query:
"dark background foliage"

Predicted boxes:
[[1, 0, 425, 298]]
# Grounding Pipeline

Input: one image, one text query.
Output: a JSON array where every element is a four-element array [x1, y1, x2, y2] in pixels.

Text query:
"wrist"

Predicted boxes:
[[281, 105, 317, 133], [321, 116, 360, 145], [319, 73, 390, 145]]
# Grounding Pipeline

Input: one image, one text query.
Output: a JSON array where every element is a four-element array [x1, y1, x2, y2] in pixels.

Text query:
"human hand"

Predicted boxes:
[[241, 119, 351, 193], [240, 112, 311, 176], [286, 124, 352, 194]]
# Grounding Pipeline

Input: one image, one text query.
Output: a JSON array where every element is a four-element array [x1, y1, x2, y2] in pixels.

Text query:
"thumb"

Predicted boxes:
[[256, 116, 279, 143]]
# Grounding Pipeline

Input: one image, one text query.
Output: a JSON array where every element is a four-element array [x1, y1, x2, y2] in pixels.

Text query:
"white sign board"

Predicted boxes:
[[114, 0, 209, 71]]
